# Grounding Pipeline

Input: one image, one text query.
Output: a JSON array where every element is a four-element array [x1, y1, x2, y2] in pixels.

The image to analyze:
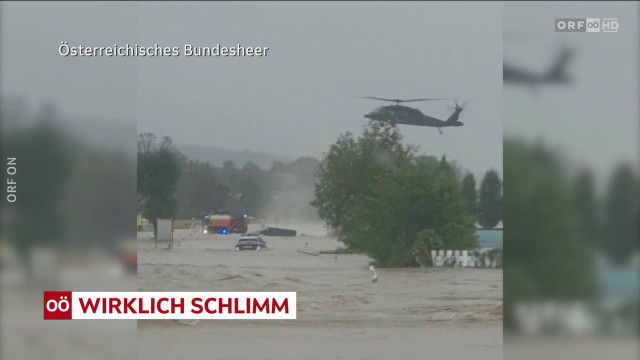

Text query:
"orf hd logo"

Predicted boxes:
[[555, 17, 619, 33], [44, 291, 72, 320]]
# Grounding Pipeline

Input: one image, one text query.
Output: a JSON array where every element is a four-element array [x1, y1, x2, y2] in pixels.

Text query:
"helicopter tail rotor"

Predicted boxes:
[[450, 97, 466, 110], [451, 97, 467, 110]]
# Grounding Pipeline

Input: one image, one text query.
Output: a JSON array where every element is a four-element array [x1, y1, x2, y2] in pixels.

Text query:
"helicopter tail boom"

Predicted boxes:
[[445, 101, 464, 125], [546, 47, 573, 81]]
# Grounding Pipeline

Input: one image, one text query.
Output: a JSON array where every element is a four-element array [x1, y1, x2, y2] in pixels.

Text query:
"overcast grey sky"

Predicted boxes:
[[1, 2, 137, 121], [504, 2, 639, 188], [2, 2, 502, 178], [136, 3, 502, 177]]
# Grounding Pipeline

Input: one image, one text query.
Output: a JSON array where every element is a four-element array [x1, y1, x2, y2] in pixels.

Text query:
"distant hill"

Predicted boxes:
[[178, 144, 293, 170]]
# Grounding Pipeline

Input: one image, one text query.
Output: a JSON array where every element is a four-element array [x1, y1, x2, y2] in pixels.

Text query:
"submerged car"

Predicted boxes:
[[235, 234, 267, 251]]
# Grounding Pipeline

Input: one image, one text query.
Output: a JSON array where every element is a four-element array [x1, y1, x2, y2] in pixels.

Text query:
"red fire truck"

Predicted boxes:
[[204, 214, 248, 235]]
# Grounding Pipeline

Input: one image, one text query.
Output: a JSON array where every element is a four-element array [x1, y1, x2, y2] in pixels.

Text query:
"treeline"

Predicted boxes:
[[175, 157, 320, 219], [503, 137, 639, 328], [311, 123, 501, 267], [461, 170, 503, 228], [4, 102, 136, 264], [574, 164, 639, 264], [137, 133, 320, 231]]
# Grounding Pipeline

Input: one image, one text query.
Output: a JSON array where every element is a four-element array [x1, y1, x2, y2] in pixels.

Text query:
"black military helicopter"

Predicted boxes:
[[363, 96, 464, 134], [503, 47, 573, 86]]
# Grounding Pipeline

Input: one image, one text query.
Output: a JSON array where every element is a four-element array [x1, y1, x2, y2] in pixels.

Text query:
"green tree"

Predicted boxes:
[[461, 173, 478, 221], [5, 103, 135, 283], [478, 169, 502, 228], [313, 123, 474, 267], [137, 133, 182, 237], [65, 145, 136, 249], [5, 119, 73, 282], [340, 156, 475, 266], [413, 229, 445, 266], [504, 138, 594, 328], [601, 164, 639, 263], [236, 161, 266, 216], [171, 154, 320, 220], [572, 169, 599, 248], [312, 122, 414, 228]]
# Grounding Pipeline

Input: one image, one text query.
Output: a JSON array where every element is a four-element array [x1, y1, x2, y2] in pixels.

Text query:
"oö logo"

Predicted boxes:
[[43, 291, 72, 320]]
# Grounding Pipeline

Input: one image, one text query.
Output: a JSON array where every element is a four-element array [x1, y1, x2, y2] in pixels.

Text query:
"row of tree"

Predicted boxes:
[[461, 170, 503, 229], [137, 133, 320, 234], [4, 104, 136, 283], [138, 126, 503, 267], [573, 163, 639, 264], [503, 137, 639, 328], [311, 123, 496, 267]]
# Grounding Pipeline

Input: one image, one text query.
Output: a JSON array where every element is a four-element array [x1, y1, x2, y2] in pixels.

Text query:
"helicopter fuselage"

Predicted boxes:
[[364, 104, 463, 128]]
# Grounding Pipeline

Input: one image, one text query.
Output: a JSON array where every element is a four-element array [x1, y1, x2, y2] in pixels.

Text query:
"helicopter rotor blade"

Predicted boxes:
[[401, 98, 449, 103], [363, 96, 398, 102], [363, 96, 449, 103]]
